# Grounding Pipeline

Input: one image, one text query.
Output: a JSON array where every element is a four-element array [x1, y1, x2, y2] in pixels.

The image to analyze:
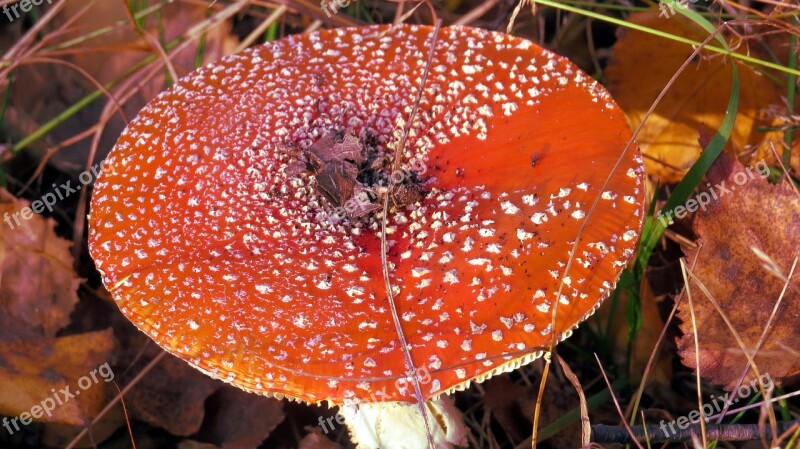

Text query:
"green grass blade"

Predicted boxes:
[[195, 5, 214, 68], [155, 8, 173, 86], [634, 9, 740, 277], [784, 19, 797, 167], [133, 0, 148, 27], [10, 37, 179, 153], [41, 1, 172, 54], [531, 0, 800, 77], [265, 21, 279, 43], [0, 72, 14, 131]]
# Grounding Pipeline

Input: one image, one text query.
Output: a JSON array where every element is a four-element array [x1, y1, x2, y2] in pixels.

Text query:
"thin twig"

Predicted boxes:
[[592, 421, 800, 444]]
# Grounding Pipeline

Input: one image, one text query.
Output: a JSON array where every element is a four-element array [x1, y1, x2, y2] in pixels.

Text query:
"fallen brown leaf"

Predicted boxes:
[[0, 188, 81, 337], [0, 188, 116, 428], [677, 154, 800, 388], [123, 344, 284, 447], [299, 428, 344, 449], [178, 441, 222, 449], [197, 387, 285, 449], [41, 406, 126, 449], [125, 353, 220, 436]]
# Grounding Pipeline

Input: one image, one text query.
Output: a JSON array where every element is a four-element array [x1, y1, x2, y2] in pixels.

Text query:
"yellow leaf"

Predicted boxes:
[[605, 11, 784, 183]]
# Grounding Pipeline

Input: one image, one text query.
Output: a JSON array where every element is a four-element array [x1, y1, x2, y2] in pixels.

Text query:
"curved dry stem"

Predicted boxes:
[[379, 20, 442, 449], [19, 126, 102, 196], [20, 56, 128, 122], [556, 354, 591, 447], [0, 0, 72, 68]]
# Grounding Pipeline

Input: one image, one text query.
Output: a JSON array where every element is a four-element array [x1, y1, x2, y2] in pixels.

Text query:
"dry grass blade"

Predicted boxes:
[[236, 5, 290, 51], [0, 0, 71, 67], [453, 0, 501, 26], [64, 351, 168, 449], [681, 264, 779, 443], [114, 382, 138, 449], [122, 0, 178, 82], [531, 354, 551, 449], [626, 268, 691, 425], [751, 247, 800, 296], [679, 258, 709, 448], [507, 0, 534, 33], [593, 353, 645, 449], [708, 388, 800, 420]]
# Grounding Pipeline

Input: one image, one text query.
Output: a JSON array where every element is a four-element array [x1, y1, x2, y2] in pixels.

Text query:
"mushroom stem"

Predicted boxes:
[[340, 396, 468, 449]]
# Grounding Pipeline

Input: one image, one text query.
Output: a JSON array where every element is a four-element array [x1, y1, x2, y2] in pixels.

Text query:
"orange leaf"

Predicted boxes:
[[0, 330, 115, 426]]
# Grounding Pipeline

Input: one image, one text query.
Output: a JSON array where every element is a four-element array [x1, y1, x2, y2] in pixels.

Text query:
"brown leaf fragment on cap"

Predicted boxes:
[[316, 160, 359, 208], [333, 132, 366, 165]]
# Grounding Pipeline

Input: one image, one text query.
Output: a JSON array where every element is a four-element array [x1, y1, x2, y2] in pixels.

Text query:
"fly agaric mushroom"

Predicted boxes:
[[89, 24, 645, 448]]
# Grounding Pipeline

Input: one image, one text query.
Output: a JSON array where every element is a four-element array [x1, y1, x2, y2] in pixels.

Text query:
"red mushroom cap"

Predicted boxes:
[[89, 24, 645, 405]]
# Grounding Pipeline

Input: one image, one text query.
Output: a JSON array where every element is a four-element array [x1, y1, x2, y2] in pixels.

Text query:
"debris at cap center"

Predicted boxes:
[[282, 129, 428, 222]]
